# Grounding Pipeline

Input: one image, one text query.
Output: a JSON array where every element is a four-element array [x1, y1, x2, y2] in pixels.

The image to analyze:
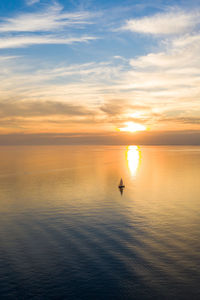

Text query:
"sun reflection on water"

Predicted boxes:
[[126, 145, 141, 177]]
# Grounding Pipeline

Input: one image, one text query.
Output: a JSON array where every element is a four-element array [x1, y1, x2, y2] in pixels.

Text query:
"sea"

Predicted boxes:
[[0, 145, 199, 299]]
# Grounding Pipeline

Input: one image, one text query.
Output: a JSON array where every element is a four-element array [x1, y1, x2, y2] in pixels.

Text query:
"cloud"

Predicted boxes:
[[0, 100, 93, 117], [0, 3, 96, 49], [0, 55, 19, 61], [129, 37, 200, 70], [100, 100, 150, 116], [171, 34, 200, 48], [0, 35, 97, 48], [117, 30, 200, 100], [26, 0, 40, 6], [159, 116, 200, 125], [0, 3, 92, 33], [121, 9, 200, 35]]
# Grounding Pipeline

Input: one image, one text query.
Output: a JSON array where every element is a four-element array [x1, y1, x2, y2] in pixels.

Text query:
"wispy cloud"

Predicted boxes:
[[0, 3, 92, 33], [121, 8, 200, 35], [0, 100, 93, 117], [0, 3, 96, 49], [0, 35, 97, 48], [100, 100, 150, 117], [0, 55, 19, 61], [26, 0, 40, 6]]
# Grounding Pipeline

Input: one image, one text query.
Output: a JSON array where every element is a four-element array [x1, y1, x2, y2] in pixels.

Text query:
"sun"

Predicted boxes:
[[118, 122, 146, 133]]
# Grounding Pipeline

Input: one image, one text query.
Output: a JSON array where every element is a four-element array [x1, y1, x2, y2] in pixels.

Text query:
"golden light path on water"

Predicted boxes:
[[126, 145, 141, 177]]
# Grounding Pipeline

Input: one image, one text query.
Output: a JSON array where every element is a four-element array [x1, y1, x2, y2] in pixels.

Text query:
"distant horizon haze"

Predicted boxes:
[[0, 130, 199, 145]]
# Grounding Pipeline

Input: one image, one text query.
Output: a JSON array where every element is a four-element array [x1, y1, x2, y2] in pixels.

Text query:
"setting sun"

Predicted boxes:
[[119, 122, 147, 133]]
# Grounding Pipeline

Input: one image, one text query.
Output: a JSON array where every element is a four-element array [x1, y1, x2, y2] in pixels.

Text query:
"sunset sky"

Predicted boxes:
[[0, 0, 200, 144]]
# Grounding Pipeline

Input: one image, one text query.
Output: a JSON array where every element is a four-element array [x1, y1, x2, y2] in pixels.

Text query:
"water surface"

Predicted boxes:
[[0, 145, 199, 299]]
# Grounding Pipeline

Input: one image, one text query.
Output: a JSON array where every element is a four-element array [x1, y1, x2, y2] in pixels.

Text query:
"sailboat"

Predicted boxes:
[[118, 178, 125, 189]]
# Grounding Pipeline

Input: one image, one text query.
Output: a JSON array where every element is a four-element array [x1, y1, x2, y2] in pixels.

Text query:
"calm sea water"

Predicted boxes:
[[0, 145, 199, 300]]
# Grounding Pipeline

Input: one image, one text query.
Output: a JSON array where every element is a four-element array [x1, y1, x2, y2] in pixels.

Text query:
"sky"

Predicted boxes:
[[0, 0, 200, 144]]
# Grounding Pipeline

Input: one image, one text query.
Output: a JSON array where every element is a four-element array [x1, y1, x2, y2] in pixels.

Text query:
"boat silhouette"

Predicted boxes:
[[118, 178, 125, 189]]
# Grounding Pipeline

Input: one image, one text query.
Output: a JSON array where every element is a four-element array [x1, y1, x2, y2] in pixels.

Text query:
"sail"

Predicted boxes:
[[120, 178, 123, 186]]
